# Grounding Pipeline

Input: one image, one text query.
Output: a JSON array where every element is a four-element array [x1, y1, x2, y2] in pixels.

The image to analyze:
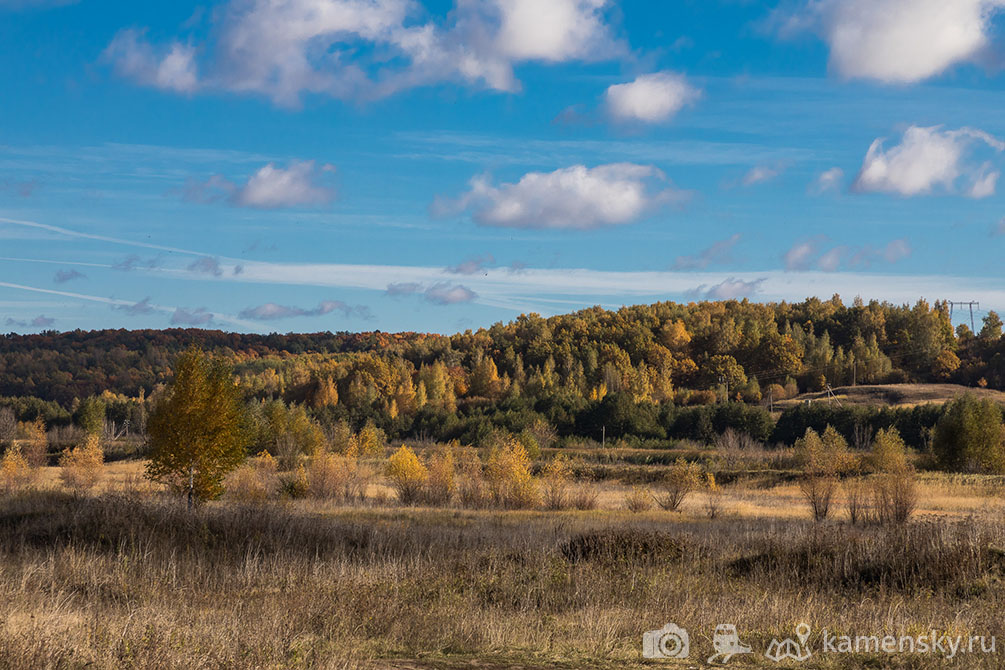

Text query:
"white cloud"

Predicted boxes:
[[447, 254, 495, 275], [741, 164, 781, 187], [424, 282, 478, 305], [882, 238, 912, 263], [968, 162, 1000, 198], [104, 30, 199, 94], [783, 239, 820, 270], [184, 161, 336, 209], [672, 234, 741, 271], [605, 71, 700, 123], [440, 163, 684, 230], [695, 277, 765, 300], [816, 246, 846, 272], [238, 300, 369, 320], [853, 125, 1005, 197], [810, 167, 844, 194], [106, 0, 622, 105], [780, 0, 1005, 84]]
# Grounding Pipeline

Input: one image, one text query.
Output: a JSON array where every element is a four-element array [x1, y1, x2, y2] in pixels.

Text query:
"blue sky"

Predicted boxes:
[[2, 0, 1005, 334]]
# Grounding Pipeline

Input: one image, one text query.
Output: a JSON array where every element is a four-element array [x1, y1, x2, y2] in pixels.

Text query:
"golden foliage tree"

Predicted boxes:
[[146, 347, 249, 507]]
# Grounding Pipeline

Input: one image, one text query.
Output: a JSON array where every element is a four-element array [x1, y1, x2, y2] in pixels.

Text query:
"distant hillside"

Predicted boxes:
[[774, 383, 1005, 411]]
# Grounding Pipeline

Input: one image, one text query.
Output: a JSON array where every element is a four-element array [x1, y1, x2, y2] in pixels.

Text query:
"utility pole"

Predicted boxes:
[[948, 300, 980, 333]]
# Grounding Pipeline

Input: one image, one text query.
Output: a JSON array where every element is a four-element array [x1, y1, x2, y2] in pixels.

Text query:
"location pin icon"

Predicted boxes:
[[796, 623, 811, 646]]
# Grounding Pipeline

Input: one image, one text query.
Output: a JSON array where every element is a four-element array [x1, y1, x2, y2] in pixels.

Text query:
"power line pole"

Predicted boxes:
[[948, 300, 980, 333]]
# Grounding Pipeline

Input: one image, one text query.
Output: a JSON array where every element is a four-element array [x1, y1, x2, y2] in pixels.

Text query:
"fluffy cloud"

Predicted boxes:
[[672, 234, 741, 271], [810, 167, 844, 194], [691, 277, 765, 300], [53, 269, 85, 283], [170, 307, 213, 326], [440, 163, 684, 230], [104, 30, 199, 94], [238, 300, 370, 320], [106, 0, 621, 106], [424, 282, 478, 305], [183, 161, 336, 209], [385, 281, 477, 305], [114, 297, 155, 316], [741, 165, 782, 187], [604, 72, 700, 123], [783, 239, 821, 270], [853, 125, 1005, 197], [447, 254, 495, 275], [778, 0, 1005, 84]]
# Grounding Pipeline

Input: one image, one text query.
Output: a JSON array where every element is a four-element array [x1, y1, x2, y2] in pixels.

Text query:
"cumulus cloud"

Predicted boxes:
[[690, 277, 765, 300], [604, 71, 700, 123], [238, 300, 370, 320], [103, 29, 199, 94], [438, 163, 684, 230], [114, 297, 155, 316], [776, 0, 1005, 84], [424, 282, 478, 305], [5, 315, 55, 328], [385, 281, 477, 305], [853, 125, 1005, 197], [105, 0, 622, 106], [184, 161, 336, 209], [741, 164, 782, 187], [53, 269, 85, 283], [810, 167, 844, 194], [672, 234, 741, 271], [447, 254, 495, 275], [170, 307, 213, 326]]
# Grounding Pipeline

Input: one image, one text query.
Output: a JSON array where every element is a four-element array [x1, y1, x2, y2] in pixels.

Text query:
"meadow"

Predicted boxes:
[[2, 449, 1005, 670]]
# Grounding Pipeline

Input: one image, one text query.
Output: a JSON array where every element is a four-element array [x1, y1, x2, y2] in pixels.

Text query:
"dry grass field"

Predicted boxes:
[[773, 383, 1005, 411], [2, 458, 1005, 669]]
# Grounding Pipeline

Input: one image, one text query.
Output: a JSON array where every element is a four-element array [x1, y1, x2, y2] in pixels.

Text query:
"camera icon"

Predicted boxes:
[[642, 623, 690, 659]]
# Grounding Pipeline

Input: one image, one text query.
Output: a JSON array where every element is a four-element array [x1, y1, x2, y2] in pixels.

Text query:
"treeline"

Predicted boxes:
[[1, 296, 1004, 451]]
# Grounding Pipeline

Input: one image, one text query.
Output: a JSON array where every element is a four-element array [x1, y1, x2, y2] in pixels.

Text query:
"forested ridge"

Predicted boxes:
[[2, 295, 1004, 450]]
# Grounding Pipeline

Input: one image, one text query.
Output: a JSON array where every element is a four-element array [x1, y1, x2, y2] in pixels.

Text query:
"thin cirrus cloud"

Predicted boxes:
[[740, 164, 782, 187], [853, 125, 1004, 197], [436, 163, 686, 230], [238, 300, 371, 321], [447, 254, 495, 275], [103, 0, 623, 107], [182, 161, 336, 209], [604, 71, 700, 123], [386, 281, 478, 305], [775, 0, 1005, 84], [672, 234, 742, 271]]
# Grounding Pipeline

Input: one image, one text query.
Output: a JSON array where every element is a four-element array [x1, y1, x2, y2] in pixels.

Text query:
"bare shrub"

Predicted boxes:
[[423, 446, 456, 505], [655, 458, 701, 512], [844, 477, 870, 525], [541, 455, 573, 510], [526, 418, 558, 451], [58, 434, 104, 493], [624, 485, 652, 513], [224, 452, 279, 503], [873, 471, 917, 525], [456, 446, 490, 508], [569, 482, 600, 510], [703, 473, 724, 519], [308, 452, 368, 502]]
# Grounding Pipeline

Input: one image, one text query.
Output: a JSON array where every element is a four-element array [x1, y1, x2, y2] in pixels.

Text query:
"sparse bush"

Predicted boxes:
[[624, 485, 652, 513], [703, 472, 723, 519], [224, 451, 280, 503], [795, 426, 853, 521], [456, 446, 490, 508], [58, 433, 104, 493], [423, 445, 456, 505], [655, 458, 701, 512], [307, 452, 368, 502], [844, 477, 870, 525], [541, 455, 573, 510], [0, 407, 15, 446], [873, 471, 917, 525], [386, 445, 428, 505], [485, 438, 539, 509], [0, 445, 34, 493], [569, 482, 600, 510], [19, 417, 48, 468]]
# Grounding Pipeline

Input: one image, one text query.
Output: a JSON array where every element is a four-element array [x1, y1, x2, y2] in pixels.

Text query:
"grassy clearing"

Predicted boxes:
[[1, 483, 1005, 669]]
